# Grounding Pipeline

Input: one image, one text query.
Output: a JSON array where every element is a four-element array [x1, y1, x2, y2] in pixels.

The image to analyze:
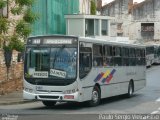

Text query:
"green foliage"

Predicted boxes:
[[3, 35, 24, 52], [0, 17, 8, 34], [23, 9, 39, 24], [11, 6, 23, 15], [16, 20, 32, 39], [15, 0, 34, 6], [10, 35, 24, 52], [0, 0, 7, 9], [90, 0, 96, 15], [0, 0, 37, 52]]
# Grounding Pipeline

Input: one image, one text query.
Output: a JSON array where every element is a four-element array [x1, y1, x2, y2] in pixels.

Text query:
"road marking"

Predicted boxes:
[[156, 98, 160, 102], [151, 111, 159, 114]]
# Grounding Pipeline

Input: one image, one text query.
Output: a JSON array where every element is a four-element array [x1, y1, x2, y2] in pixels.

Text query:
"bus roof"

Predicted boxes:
[[27, 35, 145, 48], [79, 37, 146, 48]]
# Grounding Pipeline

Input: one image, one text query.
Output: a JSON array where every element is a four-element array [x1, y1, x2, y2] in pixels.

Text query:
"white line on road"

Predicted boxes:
[[156, 98, 160, 102], [151, 111, 159, 114]]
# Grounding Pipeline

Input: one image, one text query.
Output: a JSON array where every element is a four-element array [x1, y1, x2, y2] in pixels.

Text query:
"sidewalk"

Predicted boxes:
[[0, 90, 33, 105]]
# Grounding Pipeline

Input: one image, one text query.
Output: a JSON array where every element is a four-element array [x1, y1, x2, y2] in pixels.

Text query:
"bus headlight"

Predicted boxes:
[[24, 87, 33, 93], [63, 89, 79, 94]]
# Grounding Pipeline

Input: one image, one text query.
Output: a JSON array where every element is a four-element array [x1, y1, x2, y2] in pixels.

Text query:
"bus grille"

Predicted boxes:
[[39, 95, 59, 99]]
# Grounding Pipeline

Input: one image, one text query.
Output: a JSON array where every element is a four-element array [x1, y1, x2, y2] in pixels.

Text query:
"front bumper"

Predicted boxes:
[[23, 90, 80, 102]]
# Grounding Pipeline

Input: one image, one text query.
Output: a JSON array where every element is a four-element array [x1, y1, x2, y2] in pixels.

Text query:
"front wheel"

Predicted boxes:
[[42, 101, 56, 107], [88, 86, 101, 107]]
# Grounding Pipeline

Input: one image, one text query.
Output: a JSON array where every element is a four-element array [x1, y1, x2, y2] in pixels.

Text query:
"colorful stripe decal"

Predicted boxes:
[[94, 72, 104, 82], [94, 69, 116, 84]]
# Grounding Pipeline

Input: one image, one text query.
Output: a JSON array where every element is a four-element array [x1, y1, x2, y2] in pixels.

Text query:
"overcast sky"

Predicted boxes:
[[102, 0, 145, 5]]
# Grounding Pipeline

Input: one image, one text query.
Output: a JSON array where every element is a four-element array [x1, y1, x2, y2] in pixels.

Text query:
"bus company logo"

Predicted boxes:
[[94, 69, 116, 84]]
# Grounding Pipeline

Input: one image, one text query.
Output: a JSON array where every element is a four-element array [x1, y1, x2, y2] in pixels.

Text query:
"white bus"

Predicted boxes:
[[23, 35, 146, 107], [146, 45, 154, 67], [153, 45, 160, 65]]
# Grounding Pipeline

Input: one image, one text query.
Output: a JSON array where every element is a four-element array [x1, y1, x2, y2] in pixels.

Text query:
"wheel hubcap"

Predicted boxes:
[[92, 91, 98, 103]]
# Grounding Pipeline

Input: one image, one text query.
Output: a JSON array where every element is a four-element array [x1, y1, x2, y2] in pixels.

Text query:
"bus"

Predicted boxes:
[[23, 35, 146, 107], [153, 45, 160, 65], [146, 45, 154, 67]]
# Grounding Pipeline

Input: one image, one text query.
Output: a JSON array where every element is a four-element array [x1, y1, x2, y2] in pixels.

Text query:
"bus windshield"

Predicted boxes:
[[25, 46, 77, 79]]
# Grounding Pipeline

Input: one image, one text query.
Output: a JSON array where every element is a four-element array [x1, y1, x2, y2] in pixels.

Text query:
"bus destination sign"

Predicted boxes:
[[27, 37, 78, 45], [43, 39, 72, 44]]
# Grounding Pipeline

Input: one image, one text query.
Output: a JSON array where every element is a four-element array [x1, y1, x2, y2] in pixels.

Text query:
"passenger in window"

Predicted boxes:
[[103, 59, 107, 66], [93, 59, 97, 66]]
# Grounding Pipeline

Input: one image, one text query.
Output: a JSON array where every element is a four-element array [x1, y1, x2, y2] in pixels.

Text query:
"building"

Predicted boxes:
[[101, 0, 160, 43], [31, 0, 79, 36], [31, 0, 102, 36], [0, 2, 24, 95], [131, 0, 160, 42], [65, 14, 113, 37], [101, 0, 133, 38]]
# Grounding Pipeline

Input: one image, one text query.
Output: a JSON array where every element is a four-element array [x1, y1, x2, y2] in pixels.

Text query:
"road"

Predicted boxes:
[[0, 66, 160, 120]]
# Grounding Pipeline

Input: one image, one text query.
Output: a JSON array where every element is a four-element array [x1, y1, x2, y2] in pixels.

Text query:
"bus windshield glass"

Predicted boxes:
[[25, 46, 77, 79]]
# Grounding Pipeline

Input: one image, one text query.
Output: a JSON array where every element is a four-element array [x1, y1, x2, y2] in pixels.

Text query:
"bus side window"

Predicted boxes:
[[136, 49, 141, 65], [79, 47, 92, 79], [129, 48, 136, 66], [104, 45, 113, 66], [122, 47, 129, 66], [140, 49, 146, 65], [93, 44, 103, 67], [113, 46, 122, 66]]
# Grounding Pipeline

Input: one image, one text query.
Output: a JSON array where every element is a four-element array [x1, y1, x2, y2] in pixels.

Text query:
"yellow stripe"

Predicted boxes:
[[103, 70, 110, 78]]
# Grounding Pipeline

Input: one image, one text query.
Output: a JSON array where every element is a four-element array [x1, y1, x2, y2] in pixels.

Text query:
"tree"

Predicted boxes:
[[90, 0, 96, 15], [0, 0, 38, 68]]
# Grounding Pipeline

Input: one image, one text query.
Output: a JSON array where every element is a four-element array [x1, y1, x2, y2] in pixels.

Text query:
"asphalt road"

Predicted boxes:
[[0, 66, 160, 120]]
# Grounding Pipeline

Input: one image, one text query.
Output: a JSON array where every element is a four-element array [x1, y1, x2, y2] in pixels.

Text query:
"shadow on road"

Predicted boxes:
[[30, 94, 143, 111]]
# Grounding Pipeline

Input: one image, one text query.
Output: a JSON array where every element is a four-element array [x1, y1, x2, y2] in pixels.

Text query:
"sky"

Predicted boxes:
[[102, 0, 145, 5]]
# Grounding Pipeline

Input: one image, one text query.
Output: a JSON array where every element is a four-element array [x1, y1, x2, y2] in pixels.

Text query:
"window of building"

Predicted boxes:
[[101, 20, 108, 35], [85, 19, 94, 36], [85, 19, 99, 36], [94, 19, 99, 36]]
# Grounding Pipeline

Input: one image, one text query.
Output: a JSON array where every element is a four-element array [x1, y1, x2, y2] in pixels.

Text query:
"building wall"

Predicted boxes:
[[0, 1, 24, 95], [0, 50, 23, 95], [79, 0, 90, 14], [31, 0, 79, 36], [102, 0, 160, 42], [102, 0, 133, 38]]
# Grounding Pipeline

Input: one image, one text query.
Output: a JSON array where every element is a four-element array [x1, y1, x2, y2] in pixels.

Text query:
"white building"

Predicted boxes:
[[102, 0, 160, 44]]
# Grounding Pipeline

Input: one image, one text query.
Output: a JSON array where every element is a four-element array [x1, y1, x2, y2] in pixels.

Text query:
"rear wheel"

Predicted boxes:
[[42, 101, 56, 107], [127, 81, 134, 98], [88, 86, 101, 107]]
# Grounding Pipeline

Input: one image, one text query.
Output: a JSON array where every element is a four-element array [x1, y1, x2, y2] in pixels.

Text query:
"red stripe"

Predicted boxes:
[[106, 75, 113, 83]]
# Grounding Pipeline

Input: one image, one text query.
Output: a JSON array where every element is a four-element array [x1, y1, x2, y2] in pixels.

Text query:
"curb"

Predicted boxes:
[[0, 100, 37, 105]]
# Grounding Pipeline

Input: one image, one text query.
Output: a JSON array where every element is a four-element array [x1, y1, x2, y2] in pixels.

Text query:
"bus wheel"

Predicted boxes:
[[42, 101, 56, 107], [88, 86, 100, 107], [127, 81, 134, 98]]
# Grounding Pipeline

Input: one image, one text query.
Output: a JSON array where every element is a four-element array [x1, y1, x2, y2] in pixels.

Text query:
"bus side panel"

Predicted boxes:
[[80, 68, 99, 102], [134, 66, 146, 91], [101, 84, 119, 99], [81, 87, 93, 102]]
